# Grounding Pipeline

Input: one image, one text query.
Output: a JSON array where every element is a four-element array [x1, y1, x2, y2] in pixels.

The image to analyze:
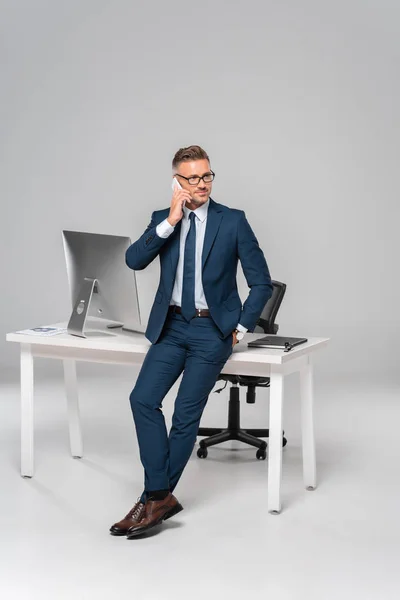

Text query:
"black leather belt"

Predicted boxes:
[[168, 305, 211, 318]]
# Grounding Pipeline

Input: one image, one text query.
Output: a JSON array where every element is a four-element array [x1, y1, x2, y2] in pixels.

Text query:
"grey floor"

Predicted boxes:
[[1, 362, 399, 600]]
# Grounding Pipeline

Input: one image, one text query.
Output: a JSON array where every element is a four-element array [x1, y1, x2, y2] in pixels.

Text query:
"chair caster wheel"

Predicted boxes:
[[197, 447, 208, 459], [283, 437, 287, 447], [256, 448, 267, 460]]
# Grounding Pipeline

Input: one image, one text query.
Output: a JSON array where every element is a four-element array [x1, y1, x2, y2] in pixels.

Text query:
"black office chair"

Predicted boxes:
[[197, 280, 287, 460]]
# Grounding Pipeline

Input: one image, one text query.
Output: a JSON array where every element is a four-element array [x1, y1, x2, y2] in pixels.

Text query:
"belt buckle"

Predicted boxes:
[[196, 308, 202, 317]]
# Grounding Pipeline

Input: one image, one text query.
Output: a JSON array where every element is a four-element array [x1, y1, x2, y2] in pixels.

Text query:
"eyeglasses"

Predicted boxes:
[[175, 171, 215, 186]]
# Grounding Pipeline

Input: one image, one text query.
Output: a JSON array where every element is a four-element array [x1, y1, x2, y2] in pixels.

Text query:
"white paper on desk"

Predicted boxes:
[[15, 327, 67, 337]]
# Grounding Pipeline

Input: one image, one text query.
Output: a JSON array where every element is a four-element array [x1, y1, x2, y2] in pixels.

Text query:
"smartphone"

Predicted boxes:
[[172, 176, 187, 208], [171, 176, 182, 191]]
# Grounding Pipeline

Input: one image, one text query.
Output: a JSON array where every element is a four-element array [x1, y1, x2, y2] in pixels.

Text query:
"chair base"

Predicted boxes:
[[197, 386, 286, 460], [197, 428, 268, 460], [198, 427, 270, 439]]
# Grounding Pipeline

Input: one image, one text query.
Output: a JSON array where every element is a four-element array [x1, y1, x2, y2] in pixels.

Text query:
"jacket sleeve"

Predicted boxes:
[[125, 212, 172, 271], [237, 211, 273, 331]]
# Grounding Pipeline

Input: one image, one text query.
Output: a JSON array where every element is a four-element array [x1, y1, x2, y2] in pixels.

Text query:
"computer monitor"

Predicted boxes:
[[62, 230, 145, 338]]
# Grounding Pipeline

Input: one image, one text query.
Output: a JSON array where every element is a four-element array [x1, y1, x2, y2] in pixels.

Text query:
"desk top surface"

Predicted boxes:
[[6, 319, 329, 365]]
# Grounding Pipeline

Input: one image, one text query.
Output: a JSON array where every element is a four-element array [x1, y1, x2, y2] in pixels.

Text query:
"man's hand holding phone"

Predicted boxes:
[[167, 178, 192, 227]]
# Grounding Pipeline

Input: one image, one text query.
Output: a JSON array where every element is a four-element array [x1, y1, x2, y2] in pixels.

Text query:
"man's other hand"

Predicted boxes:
[[232, 330, 239, 347]]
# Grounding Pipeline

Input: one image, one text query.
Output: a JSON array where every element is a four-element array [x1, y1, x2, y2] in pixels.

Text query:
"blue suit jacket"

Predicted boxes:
[[125, 198, 273, 344]]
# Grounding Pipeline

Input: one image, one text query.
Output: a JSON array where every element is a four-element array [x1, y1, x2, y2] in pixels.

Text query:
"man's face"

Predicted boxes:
[[174, 159, 213, 207]]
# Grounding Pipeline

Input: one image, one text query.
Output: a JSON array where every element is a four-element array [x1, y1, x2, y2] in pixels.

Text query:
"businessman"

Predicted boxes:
[[110, 145, 272, 538]]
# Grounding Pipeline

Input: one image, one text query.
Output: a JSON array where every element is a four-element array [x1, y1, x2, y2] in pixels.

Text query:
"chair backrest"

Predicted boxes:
[[254, 280, 286, 334]]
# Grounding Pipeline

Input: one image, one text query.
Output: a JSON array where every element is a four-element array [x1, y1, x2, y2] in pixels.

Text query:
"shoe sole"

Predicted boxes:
[[126, 503, 184, 538], [109, 528, 130, 536]]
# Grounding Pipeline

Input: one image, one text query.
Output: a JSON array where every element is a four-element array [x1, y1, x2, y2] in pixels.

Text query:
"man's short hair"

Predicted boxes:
[[172, 145, 210, 171]]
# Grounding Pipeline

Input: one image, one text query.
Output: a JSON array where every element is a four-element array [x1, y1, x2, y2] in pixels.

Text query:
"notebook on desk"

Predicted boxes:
[[247, 335, 308, 352]]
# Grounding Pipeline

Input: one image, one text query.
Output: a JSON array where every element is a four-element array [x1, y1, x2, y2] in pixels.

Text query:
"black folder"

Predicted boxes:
[[247, 335, 308, 352]]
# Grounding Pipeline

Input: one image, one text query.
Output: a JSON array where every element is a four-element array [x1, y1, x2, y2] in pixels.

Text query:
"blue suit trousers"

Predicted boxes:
[[129, 310, 234, 502]]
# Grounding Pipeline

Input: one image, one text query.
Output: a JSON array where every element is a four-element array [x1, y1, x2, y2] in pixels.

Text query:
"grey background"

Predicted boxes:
[[1, 0, 399, 379]]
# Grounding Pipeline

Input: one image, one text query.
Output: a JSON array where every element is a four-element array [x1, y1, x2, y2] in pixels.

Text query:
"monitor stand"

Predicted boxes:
[[67, 277, 122, 338]]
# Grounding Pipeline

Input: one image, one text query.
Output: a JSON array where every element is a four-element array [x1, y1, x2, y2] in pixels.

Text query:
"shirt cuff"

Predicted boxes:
[[156, 218, 175, 238], [236, 323, 248, 333]]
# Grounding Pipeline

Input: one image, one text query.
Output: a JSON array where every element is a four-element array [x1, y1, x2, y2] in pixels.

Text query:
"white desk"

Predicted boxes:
[[6, 320, 329, 514]]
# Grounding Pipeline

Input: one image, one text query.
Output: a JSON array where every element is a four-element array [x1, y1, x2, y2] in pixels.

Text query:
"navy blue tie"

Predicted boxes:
[[181, 212, 196, 322]]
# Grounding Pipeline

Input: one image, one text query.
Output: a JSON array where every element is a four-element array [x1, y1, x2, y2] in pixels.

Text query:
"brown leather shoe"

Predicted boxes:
[[126, 493, 183, 538], [109, 499, 146, 536]]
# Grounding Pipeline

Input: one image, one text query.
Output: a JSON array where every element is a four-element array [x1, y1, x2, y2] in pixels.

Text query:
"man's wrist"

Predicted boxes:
[[233, 328, 245, 341], [167, 216, 178, 227], [156, 218, 175, 238]]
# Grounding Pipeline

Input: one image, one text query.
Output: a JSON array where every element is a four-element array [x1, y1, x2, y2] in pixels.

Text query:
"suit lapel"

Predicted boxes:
[[201, 198, 223, 271], [169, 219, 182, 279]]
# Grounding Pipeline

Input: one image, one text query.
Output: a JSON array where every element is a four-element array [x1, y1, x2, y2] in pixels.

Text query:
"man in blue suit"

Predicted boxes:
[[110, 145, 272, 538]]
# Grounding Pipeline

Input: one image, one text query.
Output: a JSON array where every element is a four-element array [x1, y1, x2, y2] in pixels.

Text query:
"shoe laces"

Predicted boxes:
[[127, 498, 145, 520]]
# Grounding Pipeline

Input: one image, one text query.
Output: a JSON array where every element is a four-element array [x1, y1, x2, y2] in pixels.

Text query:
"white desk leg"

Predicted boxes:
[[21, 343, 34, 478], [267, 369, 284, 514], [63, 359, 83, 458], [300, 355, 317, 490]]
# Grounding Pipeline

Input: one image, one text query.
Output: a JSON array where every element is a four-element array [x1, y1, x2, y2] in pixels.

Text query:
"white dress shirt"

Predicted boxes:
[[156, 199, 247, 333]]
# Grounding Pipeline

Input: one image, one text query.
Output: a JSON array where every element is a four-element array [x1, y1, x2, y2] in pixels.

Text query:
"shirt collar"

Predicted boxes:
[[183, 199, 210, 223]]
